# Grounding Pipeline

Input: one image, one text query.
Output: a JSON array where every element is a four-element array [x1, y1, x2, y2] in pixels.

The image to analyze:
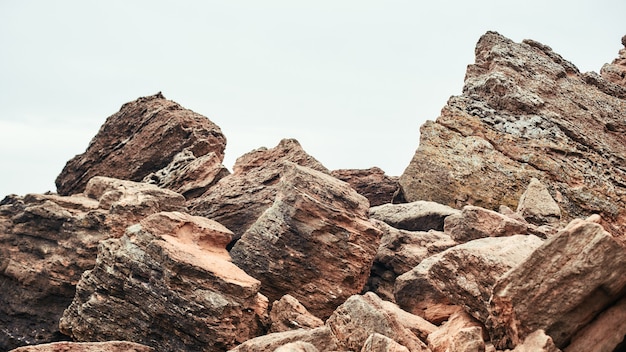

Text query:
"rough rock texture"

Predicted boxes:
[[443, 205, 528, 243], [600, 35, 626, 89], [369, 201, 460, 232], [269, 295, 324, 333], [487, 216, 626, 349], [228, 327, 340, 352], [230, 162, 382, 319], [516, 178, 561, 226], [426, 310, 486, 352], [59, 211, 268, 352], [273, 341, 320, 352], [511, 330, 560, 352], [399, 31, 626, 229], [361, 333, 410, 352], [366, 220, 457, 301], [190, 138, 329, 240], [331, 167, 400, 206], [564, 296, 626, 352], [56, 93, 227, 196], [394, 235, 543, 324], [8, 341, 154, 352]]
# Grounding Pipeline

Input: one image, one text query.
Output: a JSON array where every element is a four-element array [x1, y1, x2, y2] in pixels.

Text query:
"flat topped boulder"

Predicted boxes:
[[56, 93, 226, 196]]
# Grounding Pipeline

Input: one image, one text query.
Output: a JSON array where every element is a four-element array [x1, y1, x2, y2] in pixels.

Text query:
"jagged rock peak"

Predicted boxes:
[[600, 34, 626, 89]]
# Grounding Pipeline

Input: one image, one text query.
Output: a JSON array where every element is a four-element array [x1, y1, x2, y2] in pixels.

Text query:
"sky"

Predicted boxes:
[[0, 1, 624, 197]]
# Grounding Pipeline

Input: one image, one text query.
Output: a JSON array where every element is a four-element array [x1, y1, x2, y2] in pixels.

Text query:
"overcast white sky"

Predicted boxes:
[[1, 1, 624, 197]]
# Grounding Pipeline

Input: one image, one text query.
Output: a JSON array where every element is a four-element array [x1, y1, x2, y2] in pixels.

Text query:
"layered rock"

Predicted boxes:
[[487, 216, 626, 349], [230, 162, 382, 318], [190, 138, 329, 240], [330, 167, 400, 206], [399, 32, 626, 229], [8, 341, 154, 352], [56, 93, 227, 196], [269, 295, 324, 333], [600, 35, 626, 89], [59, 211, 268, 352], [369, 201, 460, 232]]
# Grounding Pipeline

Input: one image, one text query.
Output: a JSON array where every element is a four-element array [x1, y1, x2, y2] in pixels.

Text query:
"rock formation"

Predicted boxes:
[[56, 93, 227, 196], [330, 167, 400, 206], [8, 341, 154, 352], [600, 35, 626, 89]]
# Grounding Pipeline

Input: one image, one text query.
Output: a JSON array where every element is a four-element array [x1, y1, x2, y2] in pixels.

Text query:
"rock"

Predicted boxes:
[[326, 292, 430, 352], [8, 341, 154, 352], [366, 220, 457, 301], [600, 35, 626, 89], [230, 162, 382, 319], [331, 167, 400, 206], [228, 327, 340, 352], [443, 206, 528, 243], [398, 31, 626, 228], [511, 330, 560, 352], [59, 211, 268, 352], [487, 216, 626, 349], [394, 235, 543, 324], [56, 93, 227, 196], [189, 138, 329, 240], [427, 310, 486, 352], [269, 295, 324, 333], [562, 296, 626, 352], [369, 201, 460, 232], [273, 341, 320, 352], [516, 178, 561, 226], [361, 333, 410, 352]]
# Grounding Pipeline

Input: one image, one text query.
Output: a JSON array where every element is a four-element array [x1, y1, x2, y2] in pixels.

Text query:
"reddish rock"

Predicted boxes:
[[269, 295, 324, 333], [189, 138, 328, 240], [55, 93, 226, 196], [331, 167, 400, 206], [273, 341, 320, 352], [564, 296, 626, 352], [230, 162, 382, 319], [443, 206, 528, 243], [511, 330, 560, 352], [361, 333, 410, 352], [600, 35, 626, 89], [228, 327, 340, 352], [427, 310, 486, 352], [59, 211, 268, 352], [8, 341, 154, 352], [370, 201, 460, 232], [516, 178, 561, 226]]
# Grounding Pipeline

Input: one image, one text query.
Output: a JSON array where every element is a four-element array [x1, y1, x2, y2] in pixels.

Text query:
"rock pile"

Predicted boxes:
[[2, 32, 625, 352]]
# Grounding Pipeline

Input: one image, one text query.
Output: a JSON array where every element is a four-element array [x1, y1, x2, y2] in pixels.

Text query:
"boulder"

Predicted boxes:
[[443, 206, 528, 243], [273, 341, 320, 352], [487, 216, 626, 349], [189, 138, 329, 241], [516, 178, 561, 226], [511, 330, 560, 352], [394, 235, 543, 324], [426, 310, 486, 352], [56, 93, 226, 196], [8, 341, 154, 352], [398, 31, 626, 228], [361, 333, 410, 352], [59, 211, 268, 352], [563, 296, 626, 352], [230, 162, 382, 319], [330, 167, 400, 206], [600, 35, 626, 89], [369, 201, 460, 232], [228, 327, 340, 352], [269, 294, 324, 333]]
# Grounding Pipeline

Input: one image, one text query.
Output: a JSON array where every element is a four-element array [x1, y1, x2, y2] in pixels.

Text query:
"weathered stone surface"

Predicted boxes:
[[516, 178, 561, 226], [366, 220, 456, 301], [564, 296, 626, 352], [369, 201, 460, 232], [190, 138, 329, 240], [326, 293, 430, 352], [361, 333, 410, 352], [231, 162, 382, 319], [427, 311, 486, 352], [331, 167, 400, 207], [59, 211, 267, 352], [8, 341, 154, 352], [443, 206, 528, 243], [56, 93, 226, 196], [228, 327, 340, 352], [270, 294, 324, 333], [511, 330, 560, 352], [395, 235, 543, 324], [398, 31, 626, 228], [273, 341, 320, 352], [600, 35, 626, 89], [487, 216, 626, 349]]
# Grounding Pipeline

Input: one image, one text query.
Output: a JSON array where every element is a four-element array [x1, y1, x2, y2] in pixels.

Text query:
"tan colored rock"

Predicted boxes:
[[59, 211, 267, 352], [56, 93, 226, 196], [487, 217, 626, 349], [443, 206, 528, 243], [516, 178, 561, 226], [8, 341, 154, 352], [399, 32, 626, 229], [273, 341, 320, 352], [190, 138, 329, 240], [600, 35, 626, 89], [331, 167, 400, 207], [511, 330, 560, 352], [230, 162, 382, 319], [395, 235, 543, 324], [270, 294, 324, 333], [228, 327, 340, 352], [370, 201, 460, 232], [564, 296, 626, 352], [427, 310, 486, 352], [361, 333, 410, 352]]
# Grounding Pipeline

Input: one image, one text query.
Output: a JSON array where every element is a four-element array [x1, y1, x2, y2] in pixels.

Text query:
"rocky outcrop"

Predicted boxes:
[[230, 162, 382, 319], [399, 32, 626, 229], [59, 211, 268, 352], [56, 93, 227, 196], [370, 201, 460, 232], [190, 138, 328, 240], [331, 167, 400, 206], [487, 215, 626, 349], [600, 35, 626, 89], [8, 341, 154, 352]]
